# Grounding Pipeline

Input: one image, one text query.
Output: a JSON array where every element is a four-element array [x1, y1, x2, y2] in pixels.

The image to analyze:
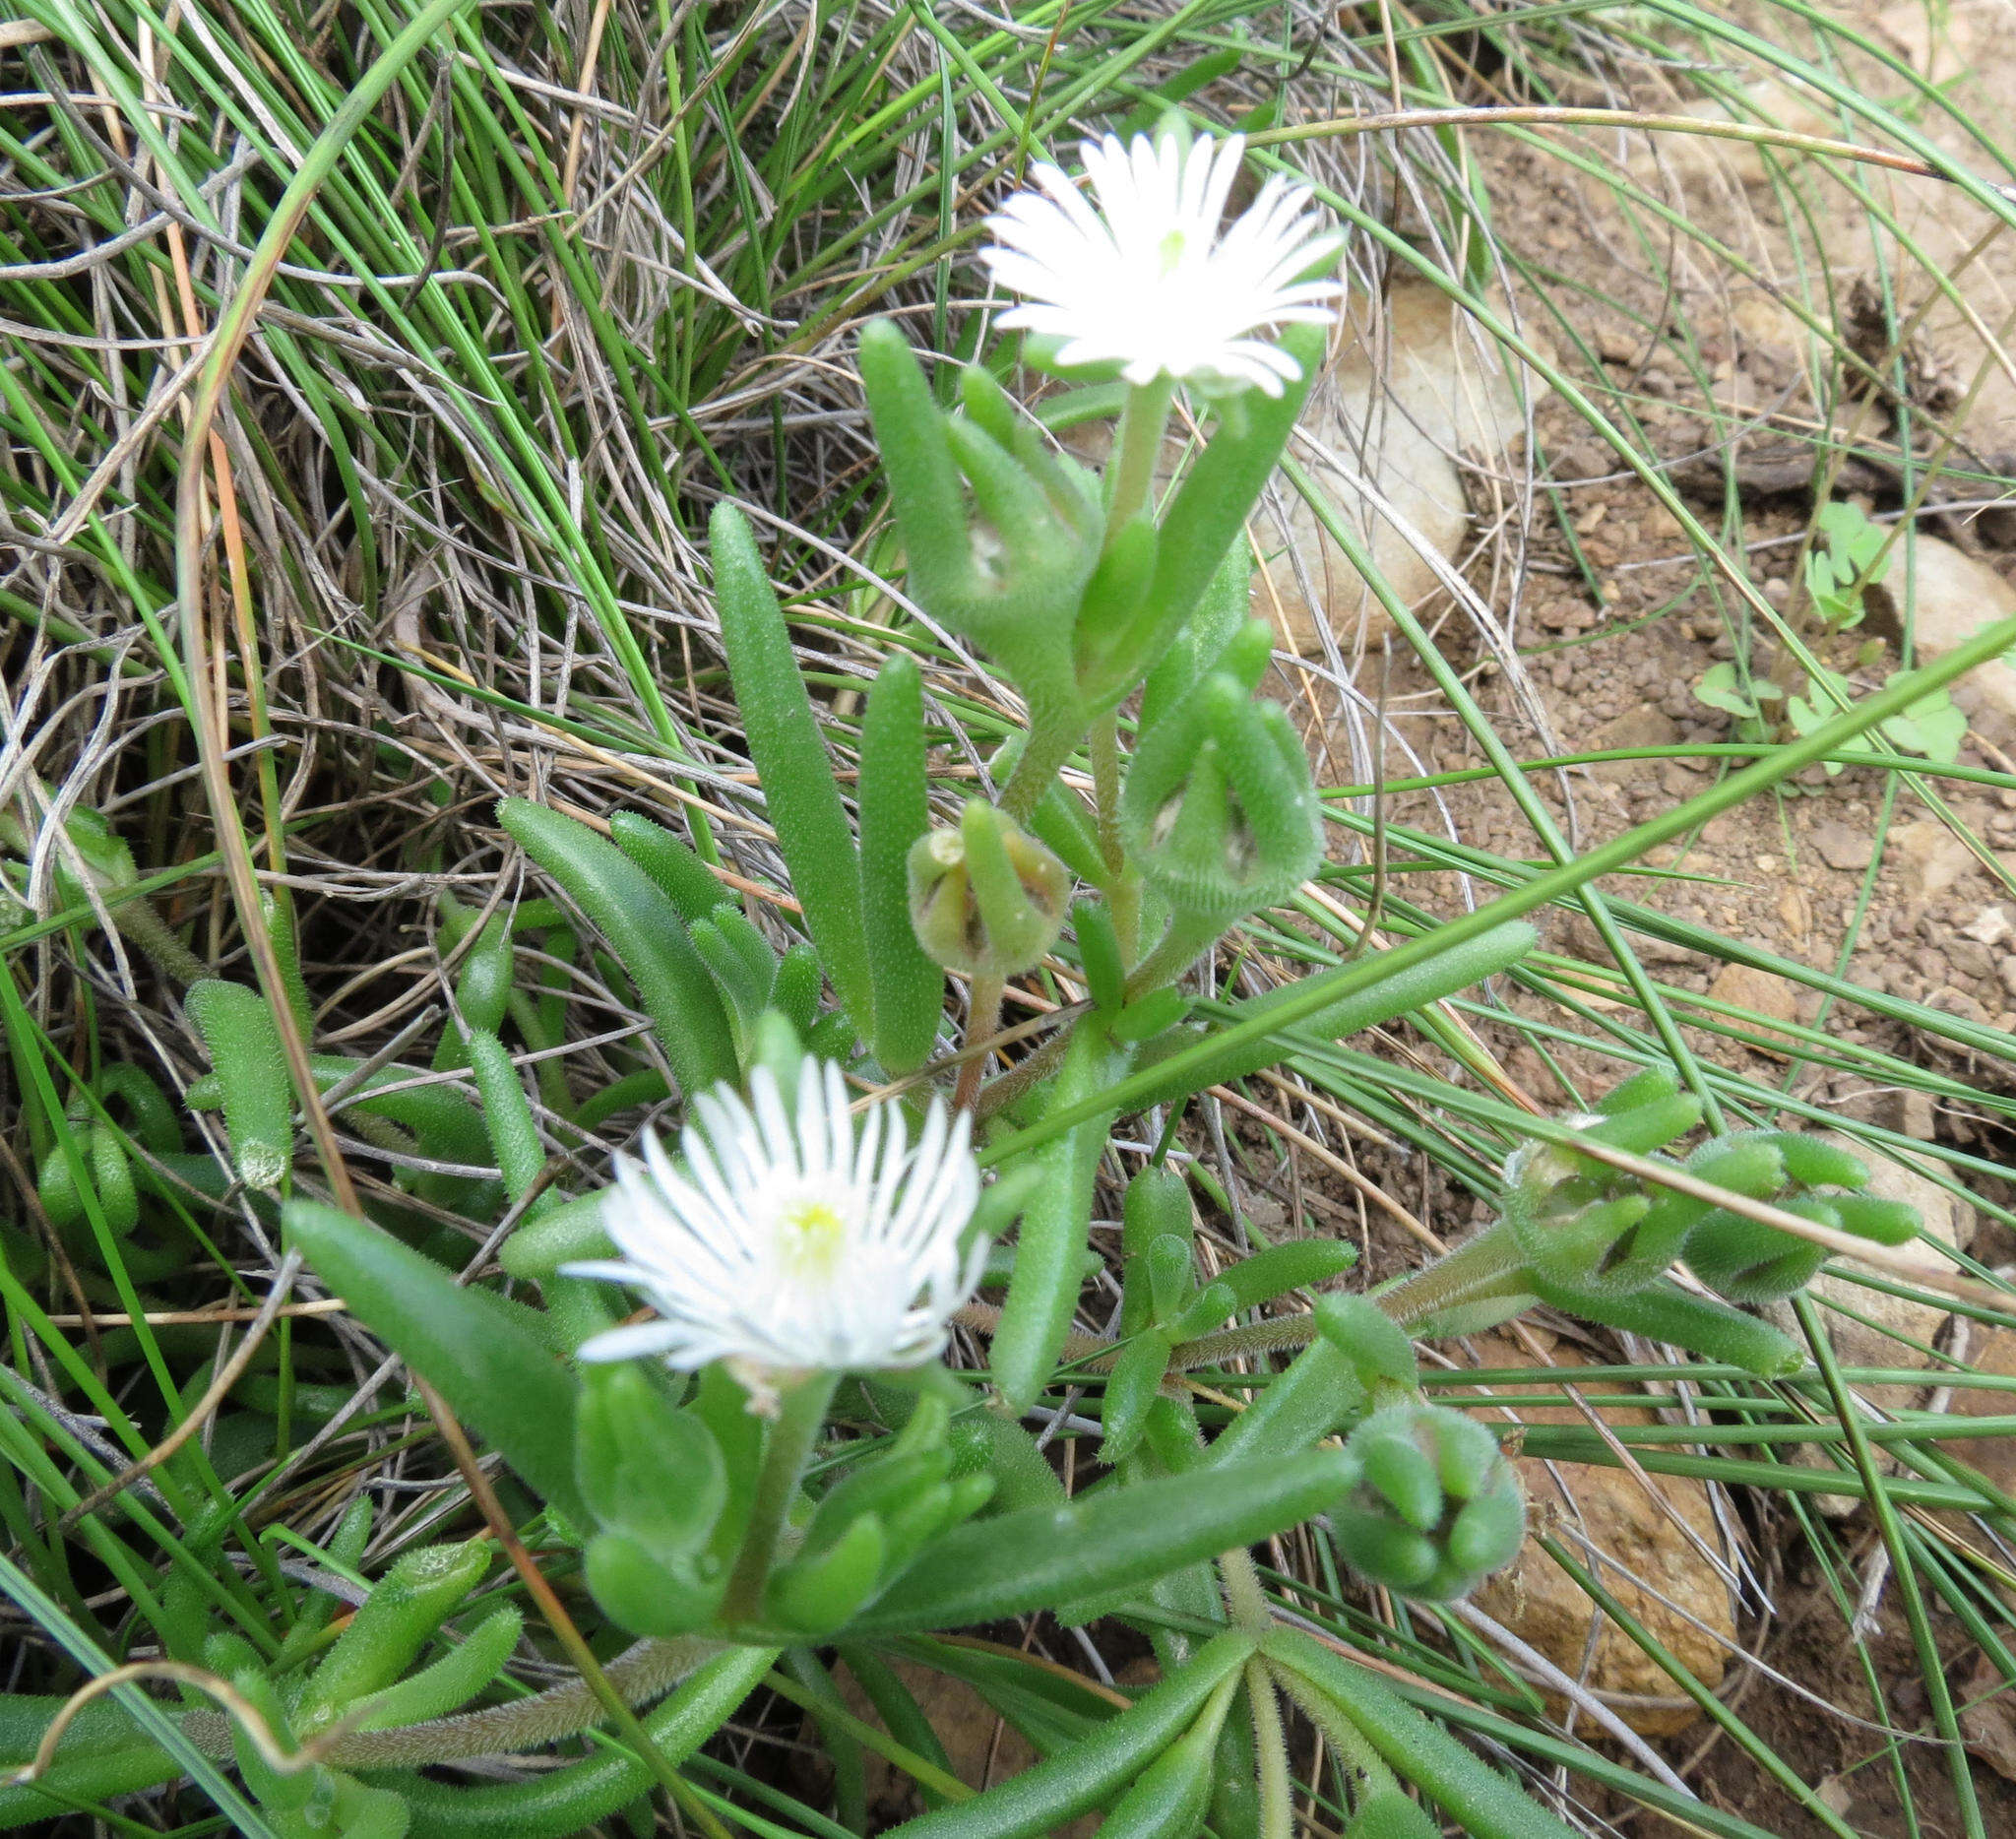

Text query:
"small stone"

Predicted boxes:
[[1465, 1338, 1733, 1737], [1707, 962, 1799, 1055], [1872, 536, 2016, 730], [1245, 279, 1549, 657], [1898, 1089, 1938, 1141], [1811, 820, 1874, 872], [1948, 938, 1996, 981], [1778, 886, 1813, 949], [1891, 820, 1978, 900], [1584, 706, 1681, 784], [1962, 905, 2011, 946]]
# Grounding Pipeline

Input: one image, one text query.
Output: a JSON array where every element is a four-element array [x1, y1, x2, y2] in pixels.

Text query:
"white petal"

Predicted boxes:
[[975, 126, 1344, 393], [576, 1318, 692, 1363]]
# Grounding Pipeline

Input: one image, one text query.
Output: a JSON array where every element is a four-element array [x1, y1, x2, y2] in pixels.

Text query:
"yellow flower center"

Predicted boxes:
[[778, 1197, 848, 1278]]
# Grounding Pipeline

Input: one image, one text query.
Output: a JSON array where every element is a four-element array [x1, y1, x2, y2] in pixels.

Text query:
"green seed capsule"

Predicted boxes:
[[1830, 1192, 1921, 1246], [1686, 1197, 1835, 1301], [1685, 1131, 1789, 1198], [1771, 1132, 1871, 1192], [1328, 1511, 1439, 1591], [1579, 1092, 1703, 1157], [1333, 1405, 1523, 1601], [1445, 1487, 1526, 1578]]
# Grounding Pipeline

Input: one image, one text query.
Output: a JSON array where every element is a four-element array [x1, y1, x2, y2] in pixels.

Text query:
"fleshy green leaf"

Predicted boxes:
[[499, 799, 736, 1099], [284, 1199, 587, 1528], [850, 1451, 1353, 1633], [1267, 1630, 1582, 1839], [711, 502, 875, 1037], [881, 1632, 1253, 1839]]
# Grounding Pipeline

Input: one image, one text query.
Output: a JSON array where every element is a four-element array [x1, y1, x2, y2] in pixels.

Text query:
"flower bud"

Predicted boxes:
[[1331, 1404, 1524, 1601], [1119, 666, 1321, 926], [907, 800, 1070, 977]]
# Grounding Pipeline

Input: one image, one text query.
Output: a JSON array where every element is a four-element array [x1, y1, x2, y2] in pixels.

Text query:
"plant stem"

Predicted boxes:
[[1220, 1544, 1274, 1634], [1087, 713, 1143, 964], [1105, 377, 1175, 545], [955, 975, 1004, 1110], [724, 1372, 836, 1622], [972, 1016, 1074, 1119], [1125, 912, 1218, 1001], [1246, 1658, 1294, 1839], [999, 704, 1084, 826], [1370, 1225, 1532, 1334]]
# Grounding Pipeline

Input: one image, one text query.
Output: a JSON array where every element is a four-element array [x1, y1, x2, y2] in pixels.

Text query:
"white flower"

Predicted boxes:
[[564, 1056, 983, 1390], [978, 128, 1344, 397]]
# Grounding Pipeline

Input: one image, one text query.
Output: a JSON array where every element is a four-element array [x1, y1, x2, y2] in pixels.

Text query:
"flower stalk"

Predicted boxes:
[[724, 1372, 837, 1624]]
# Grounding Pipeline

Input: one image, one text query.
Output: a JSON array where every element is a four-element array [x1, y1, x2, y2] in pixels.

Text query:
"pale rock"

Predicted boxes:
[[1731, 290, 1806, 370], [1927, 1324, 2016, 1506], [1256, 280, 1545, 657], [1706, 962, 1800, 1055], [1962, 905, 2011, 946], [1889, 818, 1979, 901], [1584, 706, 1680, 785], [1778, 885, 1813, 951], [1870, 537, 2016, 732], [1809, 820, 1873, 872], [1898, 1089, 1939, 1142], [1052, 282, 1544, 660], [1464, 1337, 1734, 1737], [1758, 1132, 1977, 1514]]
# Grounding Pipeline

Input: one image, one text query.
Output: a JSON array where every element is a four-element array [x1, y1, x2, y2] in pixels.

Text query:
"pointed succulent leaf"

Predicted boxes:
[[500, 798, 736, 1097], [858, 654, 943, 1073], [284, 1199, 587, 1528], [711, 503, 874, 1036], [849, 1450, 1352, 1633]]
